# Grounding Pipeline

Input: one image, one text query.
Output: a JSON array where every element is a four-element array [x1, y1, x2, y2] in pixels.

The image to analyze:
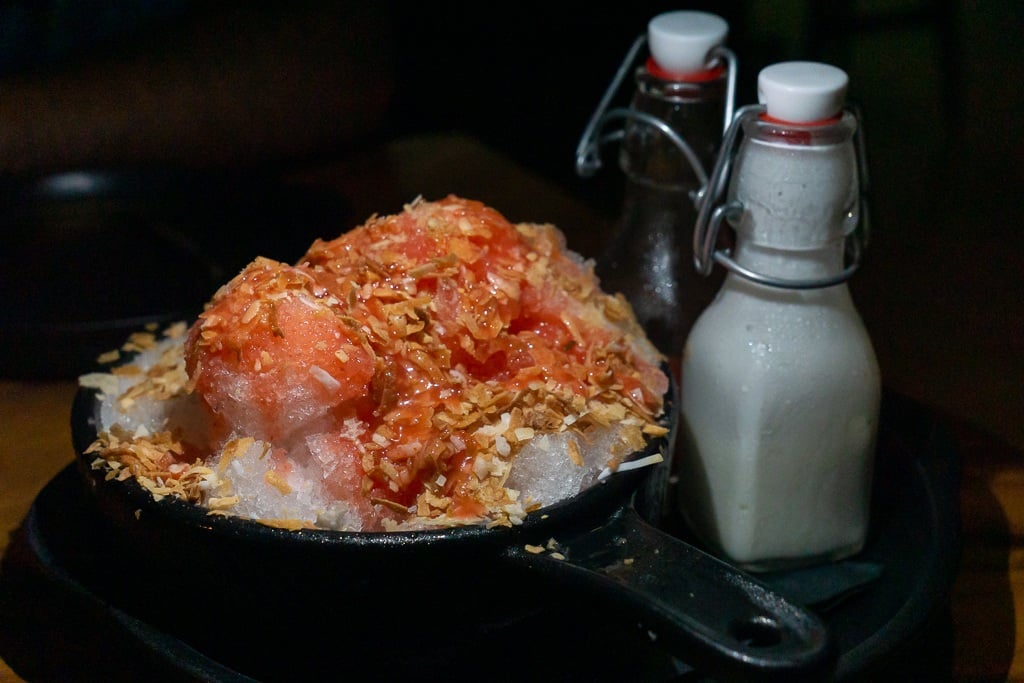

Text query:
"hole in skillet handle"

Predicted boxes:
[[500, 388, 838, 682], [730, 615, 784, 649]]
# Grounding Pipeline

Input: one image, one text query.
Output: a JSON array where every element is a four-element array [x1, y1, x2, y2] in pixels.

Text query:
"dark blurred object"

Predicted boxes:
[[0, 168, 349, 379], [0, 3, 396, 176], [0, 0, 194, 77], [386, 3, 749, 214]]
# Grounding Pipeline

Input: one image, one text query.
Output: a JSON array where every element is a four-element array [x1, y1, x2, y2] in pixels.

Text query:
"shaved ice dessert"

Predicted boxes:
[[81, 195, 670, 531]]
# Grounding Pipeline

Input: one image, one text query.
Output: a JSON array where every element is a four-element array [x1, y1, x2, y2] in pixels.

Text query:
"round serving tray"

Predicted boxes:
[[0, 389, 960, 681]]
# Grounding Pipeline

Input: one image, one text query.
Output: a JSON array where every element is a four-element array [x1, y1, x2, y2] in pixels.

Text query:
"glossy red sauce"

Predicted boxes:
[[185, 196, 667, 528]]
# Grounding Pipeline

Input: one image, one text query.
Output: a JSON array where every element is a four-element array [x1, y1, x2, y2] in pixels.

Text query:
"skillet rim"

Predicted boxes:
[[71, 348, 676, 552]]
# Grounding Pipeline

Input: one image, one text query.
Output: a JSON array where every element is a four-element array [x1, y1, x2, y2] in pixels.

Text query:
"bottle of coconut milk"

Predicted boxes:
[[678, 62, 881, 572]]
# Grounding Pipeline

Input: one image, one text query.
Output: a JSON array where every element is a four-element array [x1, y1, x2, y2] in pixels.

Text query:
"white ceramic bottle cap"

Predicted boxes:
[[757, 61, 849, 123], [647, 11, 728, 75]]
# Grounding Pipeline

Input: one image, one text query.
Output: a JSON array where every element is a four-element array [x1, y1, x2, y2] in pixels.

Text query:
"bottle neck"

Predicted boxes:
[[731, 240, 847, 283], [727, 113, 859, 278], [619, 66, 727, 188]]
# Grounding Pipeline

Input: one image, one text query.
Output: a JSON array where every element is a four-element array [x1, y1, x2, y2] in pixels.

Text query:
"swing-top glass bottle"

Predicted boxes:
[[575, 10, 736, 375], [678, 62, 881, 572]]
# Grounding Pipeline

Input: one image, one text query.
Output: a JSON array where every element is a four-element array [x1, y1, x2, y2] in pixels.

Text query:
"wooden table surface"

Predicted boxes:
[[1, 134, 1021, 681]]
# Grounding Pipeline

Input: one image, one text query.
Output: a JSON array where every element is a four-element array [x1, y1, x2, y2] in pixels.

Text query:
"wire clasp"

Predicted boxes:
[[574, 34, 737, 210], [692, 104, 873, 289]]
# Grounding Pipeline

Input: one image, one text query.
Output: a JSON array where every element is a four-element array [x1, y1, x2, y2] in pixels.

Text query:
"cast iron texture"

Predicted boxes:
[[71, 358, 835, 682]]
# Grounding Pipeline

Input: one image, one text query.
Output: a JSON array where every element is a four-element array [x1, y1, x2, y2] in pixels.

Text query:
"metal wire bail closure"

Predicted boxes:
[[574, 34, 737, 207], [692, 104, 872, 289]]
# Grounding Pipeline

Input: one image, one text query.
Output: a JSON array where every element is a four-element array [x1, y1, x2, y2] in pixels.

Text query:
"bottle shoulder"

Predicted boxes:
[[684, 303, 881, 396], [687, 283, 876, 360]]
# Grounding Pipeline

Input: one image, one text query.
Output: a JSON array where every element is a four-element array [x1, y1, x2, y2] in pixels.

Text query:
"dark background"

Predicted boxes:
[[0, 0, 1020, 450]]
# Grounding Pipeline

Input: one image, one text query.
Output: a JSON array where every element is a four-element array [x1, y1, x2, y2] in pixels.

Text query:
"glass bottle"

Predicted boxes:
[[678, 62, 881, 572], [576, 10, 735, 378]]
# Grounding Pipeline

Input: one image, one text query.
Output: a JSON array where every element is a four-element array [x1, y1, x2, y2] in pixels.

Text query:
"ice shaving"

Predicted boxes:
[[81, 195, 670, 531]]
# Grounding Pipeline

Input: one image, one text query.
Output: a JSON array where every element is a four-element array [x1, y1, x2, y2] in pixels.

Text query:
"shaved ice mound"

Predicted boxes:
[[82, 196, 670, 531]]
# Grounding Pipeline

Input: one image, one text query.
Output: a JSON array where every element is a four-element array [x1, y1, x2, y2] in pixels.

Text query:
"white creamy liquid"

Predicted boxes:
[[678, 127, 881, 571]]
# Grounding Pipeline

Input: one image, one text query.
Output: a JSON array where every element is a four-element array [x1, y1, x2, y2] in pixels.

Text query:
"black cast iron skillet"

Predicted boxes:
[[70, 366, 835, 682]]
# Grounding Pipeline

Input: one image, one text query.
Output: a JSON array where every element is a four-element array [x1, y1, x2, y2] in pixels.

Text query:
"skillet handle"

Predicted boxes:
[[502, 506, 836, 682]]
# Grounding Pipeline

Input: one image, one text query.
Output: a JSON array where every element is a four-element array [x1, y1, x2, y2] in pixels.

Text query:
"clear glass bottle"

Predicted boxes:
[[678, 62, 881, 572], [577, 10, 735, 377]]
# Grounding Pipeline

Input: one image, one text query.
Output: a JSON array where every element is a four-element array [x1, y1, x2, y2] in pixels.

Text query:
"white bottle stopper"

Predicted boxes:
[[757, 61, 849, 123], [647, 11, 728, 75]]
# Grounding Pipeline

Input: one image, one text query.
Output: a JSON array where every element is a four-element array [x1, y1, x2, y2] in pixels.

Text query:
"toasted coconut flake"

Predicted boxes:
[[371, 496, 412, 514], [597, 452, 665, 481], [259, 518, 314, 531], [79, 372, 120, 398], [513, 426, 535, 442], [264, 470, 293, 495], [567, 438, 584, 467], [97, 349, 121, 364], [309, 364, 341, 391], [219, 437, 256, 474], [643, 423, 670, 437], [208, 495, 241, 510], [241, 300, 262, 324]]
